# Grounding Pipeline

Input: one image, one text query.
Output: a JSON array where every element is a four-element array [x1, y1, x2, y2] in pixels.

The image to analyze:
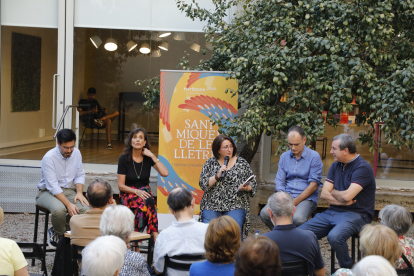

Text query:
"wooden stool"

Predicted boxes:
[[331, 233, 361, 274], [33, 205, 56, 275]]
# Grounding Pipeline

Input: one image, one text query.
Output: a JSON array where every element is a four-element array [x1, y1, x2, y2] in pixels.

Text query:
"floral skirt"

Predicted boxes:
[[119, 186, 158, 233]]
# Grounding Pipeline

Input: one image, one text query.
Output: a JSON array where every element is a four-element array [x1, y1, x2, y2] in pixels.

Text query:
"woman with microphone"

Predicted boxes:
[[199, 134, 257, 240]]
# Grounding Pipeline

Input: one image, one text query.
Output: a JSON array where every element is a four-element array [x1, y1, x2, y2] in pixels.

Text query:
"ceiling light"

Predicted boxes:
[[158, 41, 169, 51], [173, 32, 185, 40], [159, 32, 171, 38], [90, 35, 102, 48], [152, 49, 161, 57], [126, 40, 137, 52], [104, 38, 117, 51], [139, 43, 151, 54], [190, 43, 200, 52]]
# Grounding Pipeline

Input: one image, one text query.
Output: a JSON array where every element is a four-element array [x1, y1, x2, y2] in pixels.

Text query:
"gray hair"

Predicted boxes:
[[352, 255, 397, 276], [267, 192, 293, 218], [100, 205, 134, 241], [333, 134, 357, 154], [379, 204, 412, 236], [83, 235, 126, 276]]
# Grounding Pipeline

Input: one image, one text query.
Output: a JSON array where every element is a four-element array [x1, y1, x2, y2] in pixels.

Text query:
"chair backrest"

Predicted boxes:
[[164, 254, 205, 272], [16, 242, 44, 260], [397, 269, 414, 276], [281, 260, 310, 276]]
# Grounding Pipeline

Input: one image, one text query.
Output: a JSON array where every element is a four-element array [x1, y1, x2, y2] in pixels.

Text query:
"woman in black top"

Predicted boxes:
[[118, 128, 168, 242]]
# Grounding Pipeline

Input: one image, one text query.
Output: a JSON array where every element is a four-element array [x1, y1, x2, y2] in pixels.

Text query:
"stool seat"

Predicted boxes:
[[35, 205, 50, 213]]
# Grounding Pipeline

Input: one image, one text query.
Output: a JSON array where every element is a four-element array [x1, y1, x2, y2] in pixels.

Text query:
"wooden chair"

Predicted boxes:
[[331, 233, 361, 274], [163, 254, 205, 272], [281, 260, 310, 276], [129, 232, 155, 265], [17, 242, 46, 276]]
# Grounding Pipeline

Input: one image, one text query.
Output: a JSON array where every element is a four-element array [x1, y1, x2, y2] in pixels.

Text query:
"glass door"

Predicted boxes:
[[0, 0, 66, 163]]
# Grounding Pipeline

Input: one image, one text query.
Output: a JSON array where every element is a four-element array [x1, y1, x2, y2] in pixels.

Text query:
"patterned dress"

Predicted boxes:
[[199, 157, 257, 236], [395, 235, 414, 269]]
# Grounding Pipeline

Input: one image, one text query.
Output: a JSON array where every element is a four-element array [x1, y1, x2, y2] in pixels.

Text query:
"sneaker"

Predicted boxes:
[[106, 143, 113, 150], [47, 227, 58, 249], [94, 119, 104, 127]]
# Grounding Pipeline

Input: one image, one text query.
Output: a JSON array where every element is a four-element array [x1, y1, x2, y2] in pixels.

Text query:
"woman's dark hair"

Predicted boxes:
[[124, 128, 151, 162], [56, 129, 76, 144], [211, 134, 237, 159], [234, 236, 282, 276], [205, 216, 241, 263]]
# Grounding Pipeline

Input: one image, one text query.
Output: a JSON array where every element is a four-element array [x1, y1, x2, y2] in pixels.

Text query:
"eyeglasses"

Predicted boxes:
[[62, 145, 75, 150], [221, 145, 234, 150]]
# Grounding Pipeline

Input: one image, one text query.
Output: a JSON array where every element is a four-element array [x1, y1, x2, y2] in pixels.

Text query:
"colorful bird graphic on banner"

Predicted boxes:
[[157, 155, 204, 205], [160, 72, 227, 131]]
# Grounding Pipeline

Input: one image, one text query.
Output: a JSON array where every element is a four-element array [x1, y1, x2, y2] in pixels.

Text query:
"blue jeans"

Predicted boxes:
[[298, 209, 367, 268], [260, 199, 317, 230], [202, 209, 246, 240]]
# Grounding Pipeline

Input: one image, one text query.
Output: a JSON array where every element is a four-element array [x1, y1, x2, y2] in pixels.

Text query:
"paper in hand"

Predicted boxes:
[[242, 175, 256, 186]]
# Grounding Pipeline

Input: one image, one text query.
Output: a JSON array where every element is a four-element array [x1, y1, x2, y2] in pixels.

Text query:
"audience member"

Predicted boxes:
[[332, 224, 402, 276], [352, 256, 397, 276], [99, 205, 150, 276], [299, 134, 376, 269], [234, 235, 282, 276], [70, 178, 114, 246], [153, 187, 208, 276], [262, 192, 325, 276], [190, 216, 240, 276], [77, 87, 119, 149], [260, 126, 323, 228], [0, 206, 30, 276], [82, 235, 126, 276], [36, 128, 89, 248], [379, 204, 414, 269]]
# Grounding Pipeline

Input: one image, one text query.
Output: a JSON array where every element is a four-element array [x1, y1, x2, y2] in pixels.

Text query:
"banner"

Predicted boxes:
[[157, 70, 238, 228]]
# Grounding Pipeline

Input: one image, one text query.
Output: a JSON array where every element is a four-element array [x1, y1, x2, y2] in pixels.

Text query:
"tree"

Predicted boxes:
[[138, 0, 414, 164]]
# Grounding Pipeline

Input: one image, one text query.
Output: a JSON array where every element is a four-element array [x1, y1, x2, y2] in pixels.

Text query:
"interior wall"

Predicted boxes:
[[0, 26, 57, 147]]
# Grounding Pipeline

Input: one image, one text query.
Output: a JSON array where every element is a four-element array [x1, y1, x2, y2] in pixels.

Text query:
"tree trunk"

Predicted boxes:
[[239, 133, 262, 164]]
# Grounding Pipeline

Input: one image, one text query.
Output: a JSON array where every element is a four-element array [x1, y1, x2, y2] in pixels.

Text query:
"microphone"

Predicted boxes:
[[222, 156, 230, 178]]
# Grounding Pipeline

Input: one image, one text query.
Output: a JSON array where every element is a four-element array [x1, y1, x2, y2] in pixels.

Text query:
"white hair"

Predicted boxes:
[[353, 255, 397, 276], [100, 205, 134, 240], [83, 235, 126, 276]]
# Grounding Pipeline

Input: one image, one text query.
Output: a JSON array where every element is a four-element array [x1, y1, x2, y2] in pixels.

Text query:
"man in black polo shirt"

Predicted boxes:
[[77, 87, 119, 150], [262, 192, 325, 276], [299, 133, 376, 269]]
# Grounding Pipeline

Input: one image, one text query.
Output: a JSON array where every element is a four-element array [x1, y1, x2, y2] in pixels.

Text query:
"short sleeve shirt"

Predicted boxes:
[[326, 155, 376, 222], [262, 224, 324, 275], [117, 154, 155, 189], [0, 238, 28, 275]]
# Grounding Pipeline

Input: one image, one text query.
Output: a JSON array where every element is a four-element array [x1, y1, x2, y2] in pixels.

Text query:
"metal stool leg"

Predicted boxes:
[[331, 248, 335, 274], [42, 212, 49, 275], [147, 234, 154, 265], [352, 235, 356, 263], [32, 208, 40, 266]]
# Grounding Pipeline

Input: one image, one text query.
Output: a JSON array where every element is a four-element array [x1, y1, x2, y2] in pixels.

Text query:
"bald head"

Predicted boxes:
[[87, 179, 113, 208], [167, 188, 193, 212]]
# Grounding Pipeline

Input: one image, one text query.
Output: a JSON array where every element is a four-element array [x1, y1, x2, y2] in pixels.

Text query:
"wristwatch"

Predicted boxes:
[[155, 158, 160, 164]]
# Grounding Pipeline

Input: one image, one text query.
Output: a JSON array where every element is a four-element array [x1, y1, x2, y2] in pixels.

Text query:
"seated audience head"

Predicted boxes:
[[100, 205, 134, 242], [86, 178, 114, 208], [167, 187, 194, 215], [267, 191, 294, 221], [83, 235, 127, 276], [360, 224, 402, 265], [205, 215, 241, 264], [235, 236, 282, 276], [212, 134, 237, 159], [0, 206, 3, 228], [379, 204, 412, 236], [352, 255, 397, 276]]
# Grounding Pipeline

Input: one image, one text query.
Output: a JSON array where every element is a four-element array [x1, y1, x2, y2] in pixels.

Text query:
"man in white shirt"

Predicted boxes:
[[36, 129, 90, 248], [153, 187, 208, 276]]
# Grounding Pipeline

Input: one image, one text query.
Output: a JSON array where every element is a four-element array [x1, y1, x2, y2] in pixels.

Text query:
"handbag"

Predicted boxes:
[[396, 253, 414, 276]]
